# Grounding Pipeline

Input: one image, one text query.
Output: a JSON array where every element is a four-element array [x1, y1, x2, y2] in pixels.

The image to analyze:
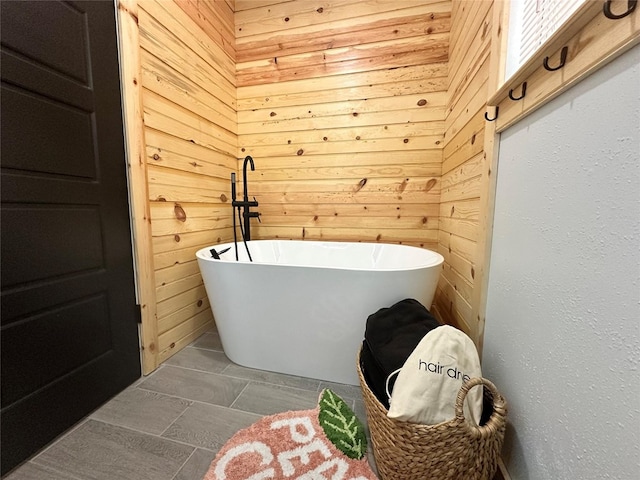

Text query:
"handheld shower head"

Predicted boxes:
[[231, 172, 236, 201]]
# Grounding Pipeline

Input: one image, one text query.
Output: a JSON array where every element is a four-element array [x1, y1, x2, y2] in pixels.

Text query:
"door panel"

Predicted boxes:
[[2, 294, 112, 407], [1, 205, 104, 286], [0, 1, 141, 474], [0, 1, 90, 83], [1, 86, 97, 177]]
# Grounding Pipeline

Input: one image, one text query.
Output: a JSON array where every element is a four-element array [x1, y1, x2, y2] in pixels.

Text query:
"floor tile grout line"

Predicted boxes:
[[27, 459, 86, 480], [80, 417, 217, 458], [154, 422, 221, 453], [132, 381, 268, 417], [133, 384, 198, 405], [164, 358, 325, 395], [190, 346, 224, 353], [149, 394, 266, 420], [139, 365, 357, 412], [230, 378, 330, 398], [219, 361, 232, 376], [228, 381, 252, 409], [160, 361, 232, 377], [157, 400, 196, 439], [137, 363, 362, 417], [135, 367, 278, 411], [178, 344, 223, 353], [169, 449, 199, 480], [28, 419, 201, 480], [29, 416, 92, 461], [78, 417, 189, 447], [219, 371, 321, 392], [25, 374, 188, 471], [159, 346, 357, 396], [138, 370, 315, 421]]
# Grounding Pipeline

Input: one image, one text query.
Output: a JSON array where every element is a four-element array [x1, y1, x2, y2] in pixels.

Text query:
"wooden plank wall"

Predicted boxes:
[[235, 0, 451, 248], [137, 0, 237, 366], [125, 0, 497, 370], [432, 0, 494, 342]]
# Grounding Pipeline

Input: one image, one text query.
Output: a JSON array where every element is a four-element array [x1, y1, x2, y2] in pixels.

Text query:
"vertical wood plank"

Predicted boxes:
[[117, 0, 159, 374], [436, 0, 492, 340], [470, 0, 508, 355], [124, 0, 238, 372]]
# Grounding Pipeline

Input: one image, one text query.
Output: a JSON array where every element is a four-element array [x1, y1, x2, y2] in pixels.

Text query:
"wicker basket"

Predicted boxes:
[[357, 348, 507, 480]]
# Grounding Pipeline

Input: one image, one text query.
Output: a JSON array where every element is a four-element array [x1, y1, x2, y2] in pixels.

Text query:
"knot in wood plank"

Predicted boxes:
[[174, 204, 187, 222]]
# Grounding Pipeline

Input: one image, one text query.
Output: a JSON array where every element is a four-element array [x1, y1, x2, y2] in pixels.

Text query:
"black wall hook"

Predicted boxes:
[[603, 0, 637, 19], [509, 82, 527, 101], [484, 106, 499, 122], [543, 46, 569, 71]]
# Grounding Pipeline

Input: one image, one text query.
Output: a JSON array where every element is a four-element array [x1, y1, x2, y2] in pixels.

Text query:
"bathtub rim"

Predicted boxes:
[[196, 239, 444, 272]]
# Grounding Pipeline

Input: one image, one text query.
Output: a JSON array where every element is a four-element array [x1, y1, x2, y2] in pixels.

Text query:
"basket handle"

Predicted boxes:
[[454, 377, 507, 438], [384, 368, 402, 403]]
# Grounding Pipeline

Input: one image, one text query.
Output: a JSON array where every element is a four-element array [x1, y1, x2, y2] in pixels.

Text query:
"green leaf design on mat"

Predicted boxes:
[[318, 389, 367, 460]]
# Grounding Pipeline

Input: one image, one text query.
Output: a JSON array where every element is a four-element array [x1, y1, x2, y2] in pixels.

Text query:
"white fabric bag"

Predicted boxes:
[[386, 325, 483, 425]]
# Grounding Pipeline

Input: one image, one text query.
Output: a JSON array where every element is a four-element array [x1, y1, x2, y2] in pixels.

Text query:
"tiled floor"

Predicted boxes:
[[6, 329, 377, 480]]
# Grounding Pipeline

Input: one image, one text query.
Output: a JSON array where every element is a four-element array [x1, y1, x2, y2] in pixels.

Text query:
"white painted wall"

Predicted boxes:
[[483, 45, 640, 480]]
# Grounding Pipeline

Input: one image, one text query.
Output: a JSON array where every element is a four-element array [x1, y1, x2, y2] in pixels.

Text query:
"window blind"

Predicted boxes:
[[507, 0, 586, 77]]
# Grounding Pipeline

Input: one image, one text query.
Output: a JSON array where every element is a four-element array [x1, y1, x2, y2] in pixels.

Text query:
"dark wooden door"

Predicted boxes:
[[0, 1, 141, 474]]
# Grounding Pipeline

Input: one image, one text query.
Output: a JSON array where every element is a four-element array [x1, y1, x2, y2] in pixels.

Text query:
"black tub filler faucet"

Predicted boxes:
[[230, 155, 260, 260]]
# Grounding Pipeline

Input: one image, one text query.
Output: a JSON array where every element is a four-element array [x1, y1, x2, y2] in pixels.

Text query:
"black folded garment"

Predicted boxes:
[[361, 298, 440, 409]]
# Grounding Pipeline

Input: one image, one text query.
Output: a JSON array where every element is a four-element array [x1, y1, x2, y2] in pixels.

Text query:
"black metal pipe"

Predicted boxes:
[[243, 156, 254, 202], [231, 172, 238, 260], [242, 155, 255, 241]]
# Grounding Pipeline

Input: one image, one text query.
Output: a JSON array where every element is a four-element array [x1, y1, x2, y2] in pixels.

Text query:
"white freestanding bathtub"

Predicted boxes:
[[196, 240, 443, 385]]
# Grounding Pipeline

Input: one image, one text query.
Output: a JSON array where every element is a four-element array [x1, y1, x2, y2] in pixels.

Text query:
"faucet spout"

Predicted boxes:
[[243, 155, 254, 201]]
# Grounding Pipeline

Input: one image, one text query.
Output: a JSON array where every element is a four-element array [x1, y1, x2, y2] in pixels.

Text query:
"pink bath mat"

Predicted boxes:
[[203, 389, 378, 479]]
